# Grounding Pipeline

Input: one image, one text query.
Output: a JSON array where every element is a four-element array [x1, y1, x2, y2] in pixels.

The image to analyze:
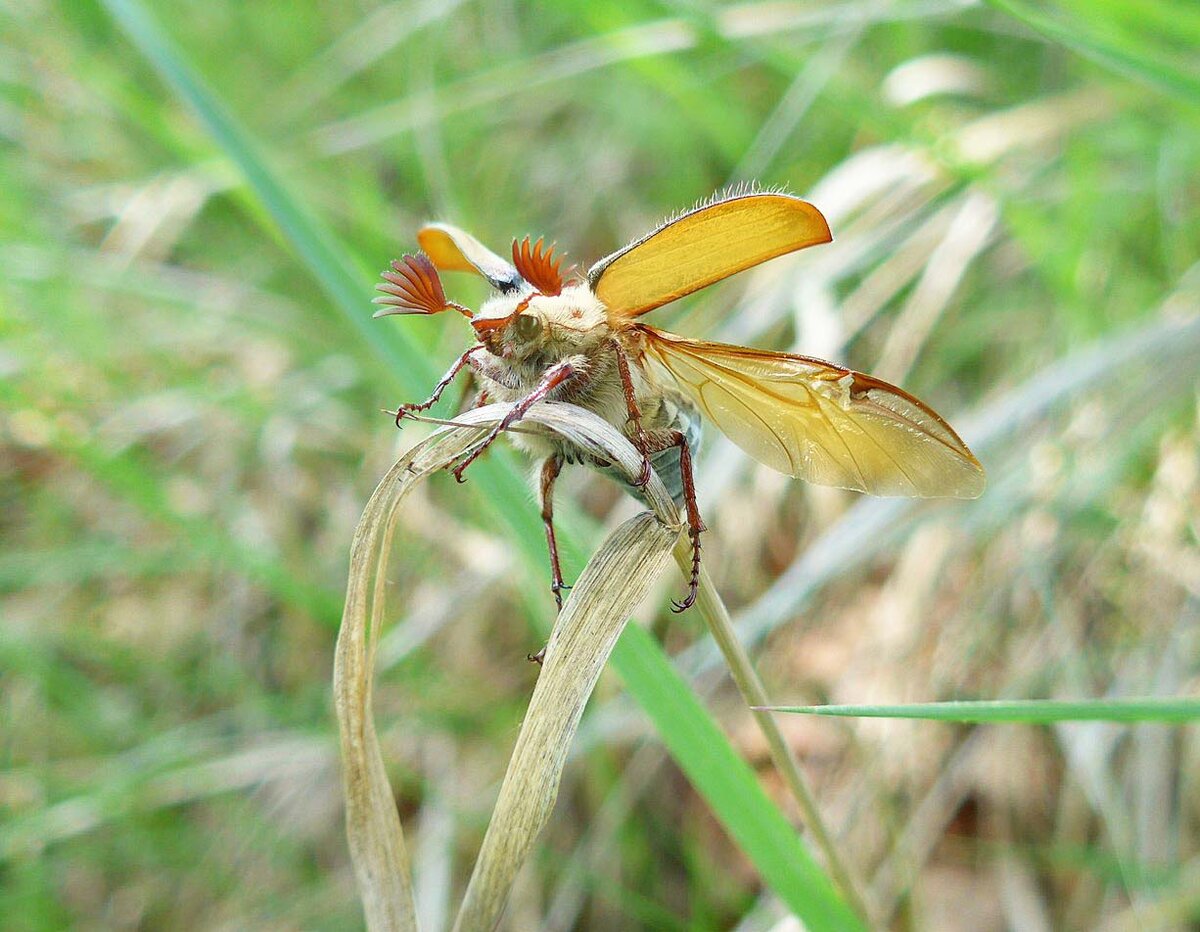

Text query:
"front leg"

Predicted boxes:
[[450, 356, 586, 483], [391, 346, 482, 427]]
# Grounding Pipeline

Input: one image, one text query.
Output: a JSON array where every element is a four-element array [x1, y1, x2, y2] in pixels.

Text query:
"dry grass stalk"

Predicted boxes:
[[678, 543, 873, 924], [335, 402, 680, 930]]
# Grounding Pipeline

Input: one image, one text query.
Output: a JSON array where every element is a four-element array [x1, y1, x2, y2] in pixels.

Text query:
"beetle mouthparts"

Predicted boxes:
[[469, 315, 509, 332]]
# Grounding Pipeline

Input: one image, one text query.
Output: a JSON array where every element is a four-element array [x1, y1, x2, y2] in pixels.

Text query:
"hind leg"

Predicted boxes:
[[643, 429, 705, 612], [529, 454, 567, 665]]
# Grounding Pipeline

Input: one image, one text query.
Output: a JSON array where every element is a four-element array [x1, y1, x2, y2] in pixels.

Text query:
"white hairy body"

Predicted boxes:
[[466, 284, 679, 466]]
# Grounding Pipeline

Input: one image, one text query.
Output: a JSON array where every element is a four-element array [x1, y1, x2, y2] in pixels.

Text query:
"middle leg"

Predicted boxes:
[[529, 453, 566, 665], [611, 339, 653, 487], [539, 454, 569, 612]]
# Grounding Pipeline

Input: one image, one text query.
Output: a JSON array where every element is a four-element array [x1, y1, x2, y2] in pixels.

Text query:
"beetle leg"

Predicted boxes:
[[612, 340, 653, 487], [527, 454, 569, 666], [643, 429, 705, 612], [539, 454, 569, 612], [391, 346, 482, 427], [450, 357, 583, 482]]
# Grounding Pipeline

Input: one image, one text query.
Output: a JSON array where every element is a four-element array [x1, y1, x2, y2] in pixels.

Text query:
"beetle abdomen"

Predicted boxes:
[[589, 397, 701, 507]]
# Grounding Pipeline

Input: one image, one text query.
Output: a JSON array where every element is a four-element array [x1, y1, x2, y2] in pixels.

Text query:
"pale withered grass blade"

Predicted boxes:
[[335, 401, 679, 931], [335, 428, 487, 931], [453, 511, 679, 931]]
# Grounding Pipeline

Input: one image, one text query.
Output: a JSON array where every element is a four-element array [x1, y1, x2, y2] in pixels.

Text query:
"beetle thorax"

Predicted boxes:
[[472, 283, 611, 366]]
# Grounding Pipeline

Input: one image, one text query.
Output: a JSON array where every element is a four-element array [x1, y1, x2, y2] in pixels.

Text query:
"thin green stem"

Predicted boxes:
[[675, 540, 873, 926]]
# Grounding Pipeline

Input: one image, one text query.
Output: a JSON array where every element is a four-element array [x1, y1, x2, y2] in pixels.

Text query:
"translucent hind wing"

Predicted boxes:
[[639, 327, 985, 498], [589, 193, 831, 319]]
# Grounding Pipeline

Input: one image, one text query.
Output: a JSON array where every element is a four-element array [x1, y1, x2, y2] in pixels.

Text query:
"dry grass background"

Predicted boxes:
[[2, 0, 1198, 928]]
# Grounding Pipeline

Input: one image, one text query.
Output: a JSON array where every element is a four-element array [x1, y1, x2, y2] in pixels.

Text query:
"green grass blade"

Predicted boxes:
[[616, 624, 865, 931], [97, 0, 429, 389], [98, 1, 858, 924], [984, 0, 1200, 103], [757, 698, 1200, 723], [96, 0, 551, 557]]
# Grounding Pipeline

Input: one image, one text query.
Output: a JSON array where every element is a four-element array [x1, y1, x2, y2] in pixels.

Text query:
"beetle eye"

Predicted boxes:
[[513, 313, 540, 341]]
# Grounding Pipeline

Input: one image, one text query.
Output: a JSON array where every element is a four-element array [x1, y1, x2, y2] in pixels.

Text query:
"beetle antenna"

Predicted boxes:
[[373, 253, 472, 318], [512, 236, 565, 296]]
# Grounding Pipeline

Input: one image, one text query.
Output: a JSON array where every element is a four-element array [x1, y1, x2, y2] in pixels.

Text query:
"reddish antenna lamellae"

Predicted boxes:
[[373, 253, 470, 317], [512, 236, 565, 296]]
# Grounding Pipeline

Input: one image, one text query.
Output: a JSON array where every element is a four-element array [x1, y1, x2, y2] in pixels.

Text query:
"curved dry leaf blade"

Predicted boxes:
[[453, 512, 680, 931], [335, 427, 490, 932], [335, 401, 680, 931], [443, 402, 678, 524], [335, 462, 419, 932]]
